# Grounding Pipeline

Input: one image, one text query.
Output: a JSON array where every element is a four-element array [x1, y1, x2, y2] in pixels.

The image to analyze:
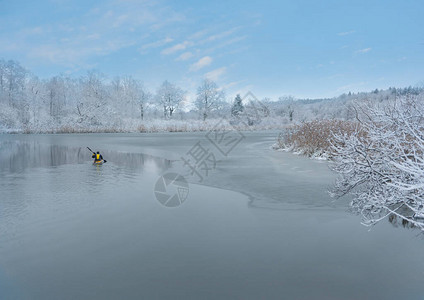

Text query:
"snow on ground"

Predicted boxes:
[[1, 117, 289, 134]]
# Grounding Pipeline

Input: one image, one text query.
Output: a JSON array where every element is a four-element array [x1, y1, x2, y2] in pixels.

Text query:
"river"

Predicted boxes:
[[0, 132, 423, 299]]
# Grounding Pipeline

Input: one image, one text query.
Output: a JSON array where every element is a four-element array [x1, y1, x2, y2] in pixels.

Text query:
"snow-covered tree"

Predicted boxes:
[[45, 76, 68, 119], [231, 94, 244, 117], [259, 97, 271, 117], [195, 79, 225, 121], [1, 57, 424, 133], [138, 87, 151, 121], [0, 59, 27, 106], [279, 96, 296, 122], [78, 71, 110, 125], [330, 95, 424, 231], [25, 75, 46, 128], [245, 97, 271, 124], [111, 76, 150, 120], [155, 80, 185, 119]]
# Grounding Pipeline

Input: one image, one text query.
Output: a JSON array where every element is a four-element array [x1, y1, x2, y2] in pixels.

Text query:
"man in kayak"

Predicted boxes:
[[92, 151, 104, 163]]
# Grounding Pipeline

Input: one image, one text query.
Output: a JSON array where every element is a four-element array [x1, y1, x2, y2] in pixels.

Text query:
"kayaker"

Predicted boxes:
[[92, 151, 103, 163]]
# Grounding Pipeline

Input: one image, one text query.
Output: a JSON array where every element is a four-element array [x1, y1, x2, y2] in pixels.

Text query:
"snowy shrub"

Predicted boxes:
[[275, 119, 361, 158], [330, 95, 424, 231]]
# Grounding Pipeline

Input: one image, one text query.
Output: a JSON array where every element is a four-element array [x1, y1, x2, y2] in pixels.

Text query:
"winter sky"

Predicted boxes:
[[1, 0, 423, 99]]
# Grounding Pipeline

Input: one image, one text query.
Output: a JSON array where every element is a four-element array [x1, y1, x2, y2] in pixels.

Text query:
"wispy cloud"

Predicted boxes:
[[161, 41, 193, 55], [222, 80, 244, 90], [28, 36, 137, 66], [188, 29, 210, 40], [338, 30, 356, 36], [356, 47, 372, 54], [190, 56, 212, 71], [176, 51, 193, 61], [204, 27, 241, 42], [2, 0, 186, 69], [204, 67, 226, 81], [140, 37, 173, 52], [204, 35, 248, 54], [163, 27, 244, 57]]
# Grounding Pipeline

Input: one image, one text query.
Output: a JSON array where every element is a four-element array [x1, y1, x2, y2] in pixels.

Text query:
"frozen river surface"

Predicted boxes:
[[0, 132, 423, 299]]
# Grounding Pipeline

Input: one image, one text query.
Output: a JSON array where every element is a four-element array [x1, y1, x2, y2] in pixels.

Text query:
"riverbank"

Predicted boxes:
[[1, 117, 288, 134], [272, 119, 361, 161]]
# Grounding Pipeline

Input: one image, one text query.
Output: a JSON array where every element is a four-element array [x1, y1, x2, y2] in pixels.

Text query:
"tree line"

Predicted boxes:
[[0, 59, 234, 131], [1, 58, 423, 132]]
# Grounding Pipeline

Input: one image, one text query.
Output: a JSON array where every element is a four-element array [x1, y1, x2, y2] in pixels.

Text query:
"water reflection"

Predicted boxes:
[[0, 140, 174, 227], [0, 140, 173, 175], [377, 203, 424, 231], [387, 213, 421, 230]]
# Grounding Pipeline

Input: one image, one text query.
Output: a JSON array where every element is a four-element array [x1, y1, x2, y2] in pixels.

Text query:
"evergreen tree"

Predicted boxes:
[[231, 94, 244, 117]]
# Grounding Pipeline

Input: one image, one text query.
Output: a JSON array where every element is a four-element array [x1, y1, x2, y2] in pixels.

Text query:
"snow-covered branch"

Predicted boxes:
[[330, 95, 424, 231]]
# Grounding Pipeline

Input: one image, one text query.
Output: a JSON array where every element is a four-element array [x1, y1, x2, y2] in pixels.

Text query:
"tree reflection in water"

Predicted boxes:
[[386, 205, 424, 231], [0, 140, 172, 174]]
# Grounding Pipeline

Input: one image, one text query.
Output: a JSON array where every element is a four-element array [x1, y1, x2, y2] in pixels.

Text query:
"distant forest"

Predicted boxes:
[[1, 58, 423, 133]]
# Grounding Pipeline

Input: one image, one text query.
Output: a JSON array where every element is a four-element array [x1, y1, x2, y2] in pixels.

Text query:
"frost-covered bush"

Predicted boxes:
[[330, 95, 424, 230]]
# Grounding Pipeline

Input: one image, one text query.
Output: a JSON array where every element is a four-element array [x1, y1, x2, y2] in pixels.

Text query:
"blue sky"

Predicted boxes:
[[0, 0, 423, 99]]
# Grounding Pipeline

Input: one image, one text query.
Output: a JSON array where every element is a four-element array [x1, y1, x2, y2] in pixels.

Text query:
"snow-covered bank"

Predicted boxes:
[[2, 117, 288, 134], [274, 96, 424, 231], [329, 96, 424, 231], [272, 119, 360, 160], [275, 96, 424, 231], [3, 58, 424, 136]]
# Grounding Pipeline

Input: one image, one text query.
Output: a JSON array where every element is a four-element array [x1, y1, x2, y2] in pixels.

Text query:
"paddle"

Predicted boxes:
[[87, 147, 107, 163]]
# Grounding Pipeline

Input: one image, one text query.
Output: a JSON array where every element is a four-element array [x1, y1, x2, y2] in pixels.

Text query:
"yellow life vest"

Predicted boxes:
[[96, 154, 100, 161]]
